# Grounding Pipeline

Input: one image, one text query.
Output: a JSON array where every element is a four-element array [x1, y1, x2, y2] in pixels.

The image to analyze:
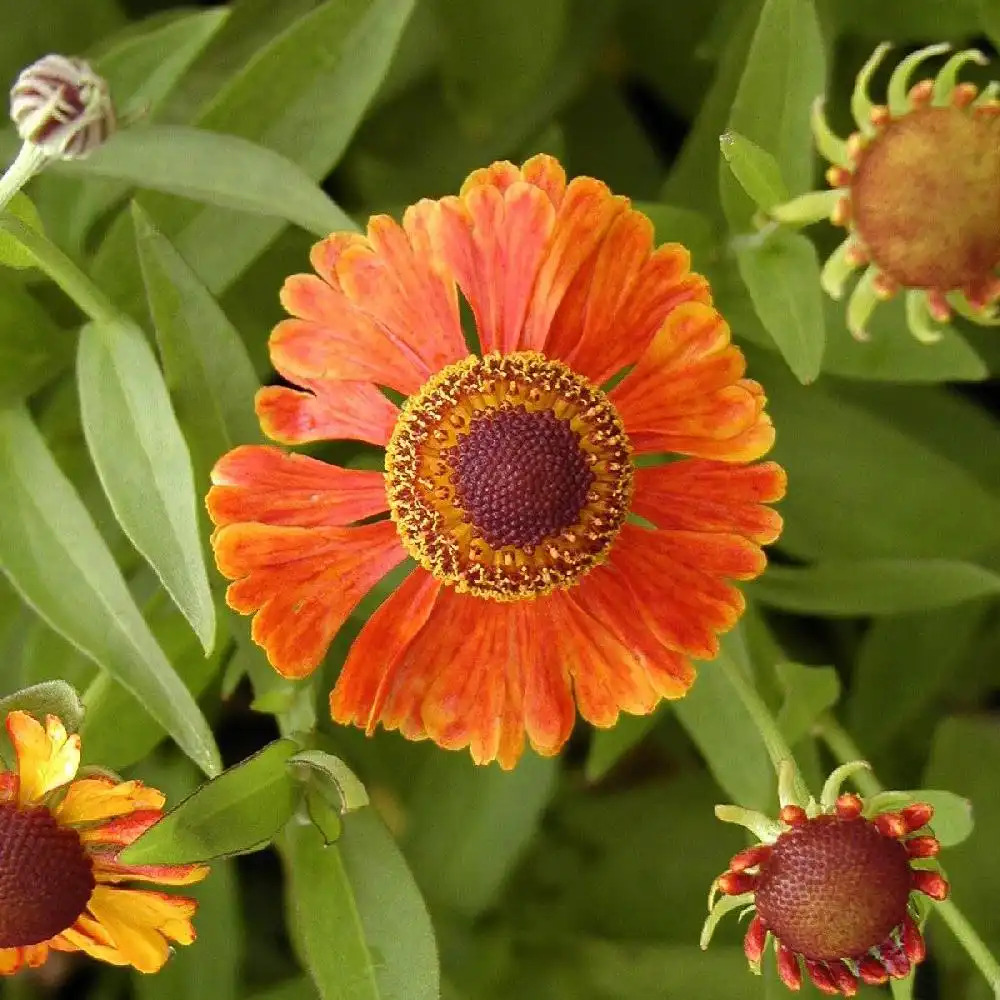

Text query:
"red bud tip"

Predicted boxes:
[[857, 956, 890, 985], [879, 943, 911, 979], [744, 914, 767, 964], [926, 289, 952, 323], [805, 960, 840, 995], [829, 960, 860, 997], [902, 914, 927, 964], [905, 836, 941, 859], [826, 166, 852, 188], [874, 812, 907, 838], [777, 944, 803, 991], [953, 82, 979, 109], [869, 105, 891, 128], [908, 79, 934, 108], [830, 197, 852, 226], [834, 793, 863, 820], [912, 869, 949, 901], [780, 805, 807, 826], [717, 871, 758, 896], [900, 802, 934, 832], [730, 844, 772, 873]]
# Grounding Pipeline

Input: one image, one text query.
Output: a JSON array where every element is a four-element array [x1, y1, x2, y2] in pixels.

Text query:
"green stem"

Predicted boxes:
[[716, 645, 810, 803], [0, 210, 120, 325], [815, 712, 1000, 995], [0, 142, 48, 212]]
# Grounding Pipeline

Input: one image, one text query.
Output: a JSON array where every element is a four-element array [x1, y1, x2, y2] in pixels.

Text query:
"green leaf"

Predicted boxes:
[[719, 130, 788, 210], [285, 817, 380, 1000], [121, 738, 302, 865], [289, 750, 370, 814], [339, 808, 439, 1000], [91, 0, 415, 301], [131, 204, 262, 487], [60, 126, 353, 237], [77, 318, 216, 652], [95, 8, 231, 117], [0, 406, 220, 776], [755, 352, 1000, 560], [0, 193, 44, 270], [725, 0, 825, 197], [753, 559, 1000, 616], [847, 602, 991, 752], [775, 662, 840, 746], [671, 631, 774, 811], [0, 680, 85, 731], [403, 750, 557, 916], [80, 587, 226, 772], [0, 273, 73, 402], [735, 229, 825, 383], [249, 980, 319, 1000], [433, 0, 568, 132]]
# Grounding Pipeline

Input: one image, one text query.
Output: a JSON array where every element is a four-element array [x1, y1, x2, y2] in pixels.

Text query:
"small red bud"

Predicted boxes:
[[905, 836, 940, 859], [776, 944, 802, 991], [857, 956, 889, 985], [779, 805, 807, 826], [834, 794, 863, 820], [804, 959, 839, 995], [873, 812, 907, 838], [744, 914, 767, 964], [912, 869, 949, 901], [900, 802, 934, 832], [902, 914, 926, 964], [717, 871, 757, 896]]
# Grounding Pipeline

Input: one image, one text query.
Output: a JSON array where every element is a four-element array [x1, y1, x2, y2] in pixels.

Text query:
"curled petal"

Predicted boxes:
[[7, 712, 80, 805]]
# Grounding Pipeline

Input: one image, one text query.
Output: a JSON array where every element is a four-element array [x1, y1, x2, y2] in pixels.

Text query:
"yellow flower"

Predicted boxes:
[[0, 711, 206, 975]]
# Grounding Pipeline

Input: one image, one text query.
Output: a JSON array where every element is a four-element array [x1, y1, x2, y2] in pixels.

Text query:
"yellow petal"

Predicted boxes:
[[86, 886, 198, 974], [7, 712, 80, 804], [56, 777, 165, 826]]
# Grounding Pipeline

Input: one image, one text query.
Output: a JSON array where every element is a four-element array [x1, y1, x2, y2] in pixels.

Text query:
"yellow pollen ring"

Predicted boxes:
[[384, 352, 633, 601]]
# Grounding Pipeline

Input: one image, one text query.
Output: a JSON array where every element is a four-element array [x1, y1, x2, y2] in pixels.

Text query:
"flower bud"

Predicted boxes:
[[10, 54, 114, 159]]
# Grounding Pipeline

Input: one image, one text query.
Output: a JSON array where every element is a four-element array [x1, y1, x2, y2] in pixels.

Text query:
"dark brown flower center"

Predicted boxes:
[[0, 802, 94, 948], [851, 106, 1000, 290], [446, 406, 594, 549], [386, 352, 632, 600], [755, 815, 912, 961]]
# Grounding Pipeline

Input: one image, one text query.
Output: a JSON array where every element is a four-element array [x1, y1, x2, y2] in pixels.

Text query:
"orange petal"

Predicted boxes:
[[521, 176, 631, 352], [606, 524, 753, 660], [80, 809, 162, 846], [269, 314, 426, 397], [85, 886, 197, 974], [256, 374, 398, 448], [206, 445, 387, 529], [632, 460, 786, 545], [611, 302, 776, 461], [55, 776, 164, 826], [426, 181, 556, 353], [569, 567, 697, 701], [544, 588, 661, 728], [334, 214, 467, 377], [520, 154, 568, 207], [214, 520, 407, 678], [330, 567, 443, 735], [6, 711, 80, 805]]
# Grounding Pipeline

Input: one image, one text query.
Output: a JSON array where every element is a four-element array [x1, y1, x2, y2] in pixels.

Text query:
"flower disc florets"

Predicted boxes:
[[703, 763, 950, 996], [772, 43, 1000, 343], [385, 352, 632, 600], [0, 803, 94, 948]]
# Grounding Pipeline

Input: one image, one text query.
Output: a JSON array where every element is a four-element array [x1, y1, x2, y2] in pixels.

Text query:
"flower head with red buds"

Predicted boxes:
[[771, 43, 1000, 343], [701, 762, 949, 996]]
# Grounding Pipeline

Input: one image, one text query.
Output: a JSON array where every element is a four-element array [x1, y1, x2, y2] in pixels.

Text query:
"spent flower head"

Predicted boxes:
[[702, 761, 949, 996], [773, 43, 1000, 343]]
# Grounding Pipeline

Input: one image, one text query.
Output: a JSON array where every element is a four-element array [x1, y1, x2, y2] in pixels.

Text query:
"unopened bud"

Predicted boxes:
[[10, 54, 114, 159]]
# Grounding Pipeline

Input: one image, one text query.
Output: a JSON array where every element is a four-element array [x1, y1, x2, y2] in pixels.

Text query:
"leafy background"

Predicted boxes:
[[0, 0, 998, 998]]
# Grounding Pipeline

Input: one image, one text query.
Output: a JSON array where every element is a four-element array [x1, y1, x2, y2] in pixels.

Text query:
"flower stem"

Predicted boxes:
[[814, 712, 1000, 995], [716, 643, 810, 803], [0, 142, 48, 212], [0, 209, 120, 325]]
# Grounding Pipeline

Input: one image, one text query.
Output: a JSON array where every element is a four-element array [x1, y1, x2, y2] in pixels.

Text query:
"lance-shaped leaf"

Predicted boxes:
[[77, 317, 216, 651], [121, 738, 302, 865], [0, 406, 220, 775]]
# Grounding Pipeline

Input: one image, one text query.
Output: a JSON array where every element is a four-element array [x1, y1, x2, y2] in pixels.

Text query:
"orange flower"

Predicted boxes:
[[208, 155, 786, 768], [0, 711, 206, 975]]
